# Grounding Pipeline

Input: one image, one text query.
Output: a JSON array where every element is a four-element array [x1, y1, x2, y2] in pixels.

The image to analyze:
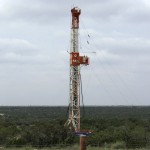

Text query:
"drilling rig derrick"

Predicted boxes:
[[65, 7, 89, 134]]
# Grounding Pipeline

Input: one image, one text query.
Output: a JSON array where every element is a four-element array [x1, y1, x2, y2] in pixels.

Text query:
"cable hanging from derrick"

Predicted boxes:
[[79, 18, 139, 105]]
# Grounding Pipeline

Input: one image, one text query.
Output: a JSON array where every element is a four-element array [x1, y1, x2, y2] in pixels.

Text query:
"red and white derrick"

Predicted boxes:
[[65, 7, 89, 132]]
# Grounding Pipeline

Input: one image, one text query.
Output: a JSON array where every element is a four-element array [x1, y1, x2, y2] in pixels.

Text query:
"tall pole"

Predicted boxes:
[[65, 7, 81, 132], [65, 7, 90, 150], [65, 7, 89, 132], [69, 7, 81, 132]]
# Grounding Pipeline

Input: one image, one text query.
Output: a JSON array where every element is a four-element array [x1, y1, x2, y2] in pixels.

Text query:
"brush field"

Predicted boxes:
[[0, 106, 150, 149]]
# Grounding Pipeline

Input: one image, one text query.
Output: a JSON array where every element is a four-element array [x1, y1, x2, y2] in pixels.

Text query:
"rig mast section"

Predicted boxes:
[[65, 7, 89, 132]]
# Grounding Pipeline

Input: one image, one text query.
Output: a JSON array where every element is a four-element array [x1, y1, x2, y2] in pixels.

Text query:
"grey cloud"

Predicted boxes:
[[81, 0, 150, 23], [0, 38, 50, 64], [0, 39, 38, 54], [1, 0, 150, 25], [83, 36, 150, 73], [0, 53, 51, 65], [0, 0, 68, 24], [92, 37, 150, 56], [0, 0, 150, 105]]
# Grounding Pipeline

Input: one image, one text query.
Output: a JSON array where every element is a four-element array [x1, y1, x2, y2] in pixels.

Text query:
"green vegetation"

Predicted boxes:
[[0, 106, 150, 149]]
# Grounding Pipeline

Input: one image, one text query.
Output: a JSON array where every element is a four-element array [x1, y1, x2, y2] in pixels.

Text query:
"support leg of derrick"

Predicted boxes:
[[80, 136, 87, 150]]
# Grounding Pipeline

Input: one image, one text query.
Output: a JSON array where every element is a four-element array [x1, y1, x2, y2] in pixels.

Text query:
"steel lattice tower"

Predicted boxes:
[[65, 7, 89, 132]]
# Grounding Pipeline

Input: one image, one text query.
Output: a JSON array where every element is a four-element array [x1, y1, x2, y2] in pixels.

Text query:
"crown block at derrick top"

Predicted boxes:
[[71, 7, 81, 28], [71, 7, 81, 16]]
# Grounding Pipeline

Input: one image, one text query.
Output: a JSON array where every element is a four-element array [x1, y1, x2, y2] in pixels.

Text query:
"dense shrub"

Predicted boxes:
[[0, 106, 150, 148]]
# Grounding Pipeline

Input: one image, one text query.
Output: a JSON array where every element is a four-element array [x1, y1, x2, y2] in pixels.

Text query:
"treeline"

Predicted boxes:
[[0, 106, 150, 148], [1, 106, 150, 120]]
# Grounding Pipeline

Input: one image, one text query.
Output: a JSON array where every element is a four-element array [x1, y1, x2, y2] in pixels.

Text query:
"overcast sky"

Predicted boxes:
[[0, 0, 150, 106]]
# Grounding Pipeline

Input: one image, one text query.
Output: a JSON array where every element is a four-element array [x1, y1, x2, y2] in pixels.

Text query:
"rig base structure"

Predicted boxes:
[[80, 136, 87, 150], [75, 131, 92, 150]]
